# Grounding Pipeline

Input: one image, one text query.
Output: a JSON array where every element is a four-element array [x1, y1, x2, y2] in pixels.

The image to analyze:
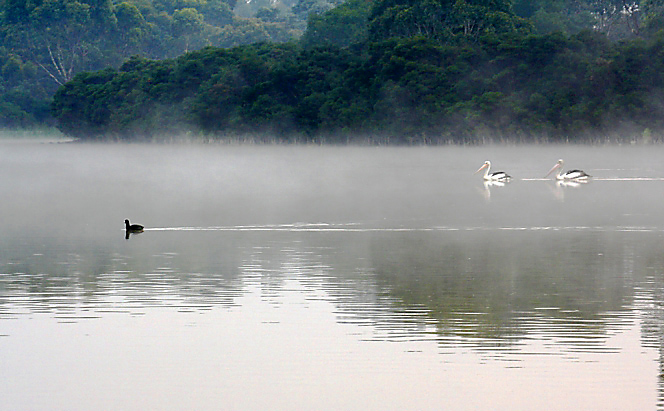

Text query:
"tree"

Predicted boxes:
[[7, 0, 119, 86], [589, 0, 641, 39], [300, 0, 371, 48], [368, 0, 527, 44], [115, 2, 150, 57], [172, 7, 206, 52]]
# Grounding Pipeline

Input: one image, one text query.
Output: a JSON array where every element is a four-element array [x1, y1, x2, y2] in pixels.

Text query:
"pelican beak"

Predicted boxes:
[[545, 163, 560, 177], [474, 163, 488, 174]]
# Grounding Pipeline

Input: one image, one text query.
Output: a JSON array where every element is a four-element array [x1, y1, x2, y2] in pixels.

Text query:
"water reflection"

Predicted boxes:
[[369, 230, 645, 359], [556, 179, 590, 187], [548, 178, 591, 201], [639, 266, 664, 410], [125, 230, 142, 240], [478, 180, 510, 201], [2, 228, 661, 362], [3, 142, 664, 409]]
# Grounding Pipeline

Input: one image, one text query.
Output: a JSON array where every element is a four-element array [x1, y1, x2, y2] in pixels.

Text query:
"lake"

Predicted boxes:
[[1, 140, 664, 410]]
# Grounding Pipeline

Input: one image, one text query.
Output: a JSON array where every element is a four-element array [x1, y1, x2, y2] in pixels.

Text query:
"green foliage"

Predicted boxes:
[[513, 0, 642, 40], [368, 0, 529, 45], [51, 21, 664, 143], [13, 0, 664, 141], [300, 0, 371, 48], [0, 0, 334, 128]]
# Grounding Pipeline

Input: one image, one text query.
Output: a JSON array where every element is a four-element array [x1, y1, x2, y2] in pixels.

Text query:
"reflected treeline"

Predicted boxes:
[[635, 250, 664, 411], [0, 232, 251, 316], [0, 231, 379, 319], [2, 229, 664, 358], [369, 230, 654, 350]]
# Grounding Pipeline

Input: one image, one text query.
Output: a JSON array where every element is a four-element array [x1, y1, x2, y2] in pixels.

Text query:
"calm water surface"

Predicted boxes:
[[1, 141, 664, 410]]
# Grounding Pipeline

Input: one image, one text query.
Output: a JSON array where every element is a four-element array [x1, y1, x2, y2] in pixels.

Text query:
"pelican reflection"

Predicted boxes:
[[549, 178, 589, 201], [556, 179, 589, 188], [479, 179, 509, 201]]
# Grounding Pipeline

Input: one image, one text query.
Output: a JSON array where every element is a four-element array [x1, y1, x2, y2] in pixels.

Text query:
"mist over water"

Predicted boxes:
[[2, 140, 664, 410]]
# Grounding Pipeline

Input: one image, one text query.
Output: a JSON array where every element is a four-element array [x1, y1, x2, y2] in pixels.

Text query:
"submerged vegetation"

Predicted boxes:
[[5, 0, 664, 142]]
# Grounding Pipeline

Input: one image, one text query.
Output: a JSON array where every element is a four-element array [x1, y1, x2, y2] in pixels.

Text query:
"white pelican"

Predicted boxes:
[[545, 159, 591, 180], [474, 161, 511, 181]]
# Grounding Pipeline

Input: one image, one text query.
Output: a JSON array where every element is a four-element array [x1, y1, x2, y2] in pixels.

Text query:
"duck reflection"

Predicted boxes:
[[125, 230, 143, 240]]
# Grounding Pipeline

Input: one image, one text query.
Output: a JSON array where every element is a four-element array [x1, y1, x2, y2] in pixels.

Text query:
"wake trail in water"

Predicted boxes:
[[147, 223, 434, 233], [144, 224, 664, 233], [593, 177, 664, 181], [521, 177, 664, 181]]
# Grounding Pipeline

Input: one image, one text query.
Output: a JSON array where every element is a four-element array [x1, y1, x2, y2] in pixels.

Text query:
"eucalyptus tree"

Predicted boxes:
[[4, 0, 118, 86], [368, 0, 530, 44], [300, 0, 371, 48], [114, 2, 151, 57], [172, 7, 207, 52], [589, 0, 641, 39], [513, 0, 645, 40], [641, 0, 664, 33]]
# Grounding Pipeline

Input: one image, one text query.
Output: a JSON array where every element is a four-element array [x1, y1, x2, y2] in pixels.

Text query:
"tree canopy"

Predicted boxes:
[[7, 0, 664, 142], [0, 0, 337, 127]]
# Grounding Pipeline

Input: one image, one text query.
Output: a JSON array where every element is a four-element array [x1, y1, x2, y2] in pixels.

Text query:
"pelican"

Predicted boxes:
[[474, 161, 511, 181], [125, 219, 144, 232], [545, 159, 591, 180]]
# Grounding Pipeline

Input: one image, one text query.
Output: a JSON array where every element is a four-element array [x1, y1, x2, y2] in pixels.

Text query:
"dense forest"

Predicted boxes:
[[5, 0, 664, 142], [0, 0, 342, 127]]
